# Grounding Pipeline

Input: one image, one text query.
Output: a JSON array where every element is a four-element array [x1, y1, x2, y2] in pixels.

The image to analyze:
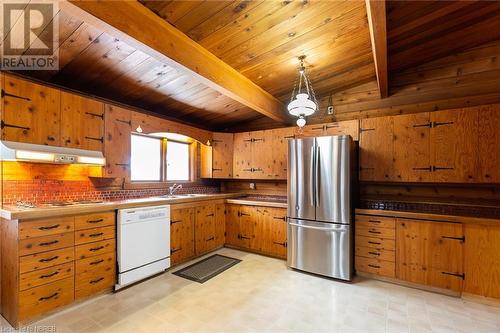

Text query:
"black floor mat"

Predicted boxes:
[[172, 254, 241, 283]]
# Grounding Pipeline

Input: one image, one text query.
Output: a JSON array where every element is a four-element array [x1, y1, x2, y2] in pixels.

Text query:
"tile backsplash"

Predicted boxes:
[[2, 180, 219, 205]]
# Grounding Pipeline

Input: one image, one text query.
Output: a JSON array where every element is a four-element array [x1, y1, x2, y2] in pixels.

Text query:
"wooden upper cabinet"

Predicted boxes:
[[2, 74, 60, 146], [297, 123, 325, 138], [233, 132, 253, 179], [359, 117, 394, 181], [271, 127, 295, 180], [396, 218, 464, 292], [430, 109, 479, 183], [61, 92, 104, 151], [103, 105, 132, 179], [252, 130, 274, 179], [324, 119, 359, 140], [212, 132, 233, 178], [393, 113, 432, 182], [478, 104, 500, 183], [200, 144, 213, 178]]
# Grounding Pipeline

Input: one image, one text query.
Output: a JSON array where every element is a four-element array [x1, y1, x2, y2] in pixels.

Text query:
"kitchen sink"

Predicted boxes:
[[159, 194, 208, 199]]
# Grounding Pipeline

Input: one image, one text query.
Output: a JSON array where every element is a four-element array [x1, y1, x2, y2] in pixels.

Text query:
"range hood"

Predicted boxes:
[[0, 141, 105, 165]]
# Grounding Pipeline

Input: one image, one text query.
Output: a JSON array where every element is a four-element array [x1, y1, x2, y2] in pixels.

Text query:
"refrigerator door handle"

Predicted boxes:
[[289, 222, 347, 232], [315, 146, 320, 207], [309, 145, 316, 207]]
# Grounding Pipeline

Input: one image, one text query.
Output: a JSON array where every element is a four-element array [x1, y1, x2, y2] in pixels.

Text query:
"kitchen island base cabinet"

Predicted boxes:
[[1, 212, 116, 328]]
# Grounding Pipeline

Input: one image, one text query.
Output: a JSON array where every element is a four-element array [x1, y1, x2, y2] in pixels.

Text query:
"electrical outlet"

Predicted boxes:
[[327, 105, 334, 115], [249, 182, 256, 189]]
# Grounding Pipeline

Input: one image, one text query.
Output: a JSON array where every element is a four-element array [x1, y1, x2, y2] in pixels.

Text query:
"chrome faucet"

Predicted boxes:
[[169, 183, 183, 196]]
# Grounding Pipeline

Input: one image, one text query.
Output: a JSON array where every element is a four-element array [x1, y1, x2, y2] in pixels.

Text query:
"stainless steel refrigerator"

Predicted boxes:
[[287, 135, 355, 280]]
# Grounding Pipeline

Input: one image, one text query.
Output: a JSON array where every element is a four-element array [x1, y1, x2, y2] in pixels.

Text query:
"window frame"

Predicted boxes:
[[126, 133, 195, 189]]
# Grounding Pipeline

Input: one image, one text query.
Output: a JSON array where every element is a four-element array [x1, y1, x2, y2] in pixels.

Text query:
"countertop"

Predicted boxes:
[[226, 199, 287, 209], [1, 193, 244, 220]]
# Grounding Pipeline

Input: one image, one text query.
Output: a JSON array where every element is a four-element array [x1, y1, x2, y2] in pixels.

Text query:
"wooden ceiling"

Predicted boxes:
[[5, 1, 500, 132]]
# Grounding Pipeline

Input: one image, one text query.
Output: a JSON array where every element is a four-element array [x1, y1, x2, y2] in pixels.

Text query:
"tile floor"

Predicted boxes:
[[4, 248, 500, 333]]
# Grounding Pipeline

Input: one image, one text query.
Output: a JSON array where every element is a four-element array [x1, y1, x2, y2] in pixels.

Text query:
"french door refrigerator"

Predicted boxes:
[[287, 135, 355, 280]]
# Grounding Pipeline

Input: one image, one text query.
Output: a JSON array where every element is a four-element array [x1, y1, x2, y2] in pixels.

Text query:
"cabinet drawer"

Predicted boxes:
[[76, 252, 115, 275], [19, 262, 74, 291], [19, 277, 74, 322], [75, 239, 115, 260], [19, 217, 74, 239], [19, 232, 74, 256], [75, 225, 115, 245], [355, 235, 395, 251], [75, 267, 115, 300], [20, 247, 75, 273], [356, 215, 395, 229], [355, 246, 395, 262], [356, 226, 395, 239], [355, 256, 395, 278], [75, 212, 115, 231]]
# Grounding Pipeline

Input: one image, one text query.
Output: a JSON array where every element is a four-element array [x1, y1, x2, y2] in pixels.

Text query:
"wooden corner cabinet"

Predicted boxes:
[[355, 210, 500, 301], [1, 212, 116, 328]]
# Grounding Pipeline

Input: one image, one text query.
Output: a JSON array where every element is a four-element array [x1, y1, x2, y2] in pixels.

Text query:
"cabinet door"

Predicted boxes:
[[238, 206, 255, 249], [478, 105, 500, 183], [271, 128, 294, 179], [195, 204, 216, 255], [430, 109, 479, 182], [359, 117, 394, 181], [463, 224, 500, 299], [170, 208, 195, 265], [324, 120, 360, 141], [61, 92, 104, 151], [225, 205, 241, 247], [214, 204, 226, 248], [233, 132, 253, 179], [212, 132, 233, 178], [393, 113, 432, 182], [396, 218, 464, 291], [200, 144, 213, 178], [297, 124, 325, 137], [103, 105, 131, 178], [2, 75, 60, 146], [251, 130, 274, 179], [266, 208, 287, 258]]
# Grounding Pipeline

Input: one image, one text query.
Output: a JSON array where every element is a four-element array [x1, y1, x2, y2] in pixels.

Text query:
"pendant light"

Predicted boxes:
[[287, 55, 318, 127]]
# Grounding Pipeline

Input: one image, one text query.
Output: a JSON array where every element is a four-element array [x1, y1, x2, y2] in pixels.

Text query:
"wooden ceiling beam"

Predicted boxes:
[[365, 0, 388, 98], [64, 1, 287, 123]]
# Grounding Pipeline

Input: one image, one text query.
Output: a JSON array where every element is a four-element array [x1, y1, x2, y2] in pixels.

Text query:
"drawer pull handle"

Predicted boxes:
[[273, 241, 287, 247], [90, 259, 104, 265], [441, 236, 465, 242], [238, 234, 251, 240], [38, 224, 60, 230], [273, 216, 286, 221], [89, 232, 104, 238], [171, 247, 182, 253], [368, 264, 380, 269], [90, 277, 105, 284], [87, 219, 104, 224], [170, 220, 182, 225], [368, 252, 380, 256], [368, 241, 381, 245], [206, 236, 215, 241], [39, 292, 59, 301], [368, 230, 381, 234], [40, 271, 59, 279], [441, 272, 465, 280], [368, 220, 381, 223], [39, 240, 59, 246], [40, 255, 59, 262], [206, 213, 215, 217], [89, 246, 104, 252]]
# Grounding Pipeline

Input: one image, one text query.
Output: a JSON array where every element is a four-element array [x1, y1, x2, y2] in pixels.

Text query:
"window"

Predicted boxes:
[[131, 134, 161, 181], [166, 141, 190, 181], [130, 133, 192, 183]]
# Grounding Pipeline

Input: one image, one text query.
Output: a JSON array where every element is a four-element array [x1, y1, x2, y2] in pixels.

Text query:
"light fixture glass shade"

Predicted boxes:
[[287, 93, 317, 117], [296, 117, 306, 127]]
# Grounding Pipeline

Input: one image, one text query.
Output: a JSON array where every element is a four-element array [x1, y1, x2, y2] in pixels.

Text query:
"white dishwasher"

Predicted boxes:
[[116, 205, 170, 290]]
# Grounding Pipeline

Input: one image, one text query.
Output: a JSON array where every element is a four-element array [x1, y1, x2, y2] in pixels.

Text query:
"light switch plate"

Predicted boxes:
[[249, 182, 256, 189]]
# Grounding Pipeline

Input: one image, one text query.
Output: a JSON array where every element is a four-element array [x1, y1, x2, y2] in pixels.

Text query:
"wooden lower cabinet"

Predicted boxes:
[[195, 204, 217, 255], [170, 207, 195, 265], [463, 224, 500, 299], [396, 219, 464, 292], [1, 211, 116, 328], [225, 204, 287, 259]]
